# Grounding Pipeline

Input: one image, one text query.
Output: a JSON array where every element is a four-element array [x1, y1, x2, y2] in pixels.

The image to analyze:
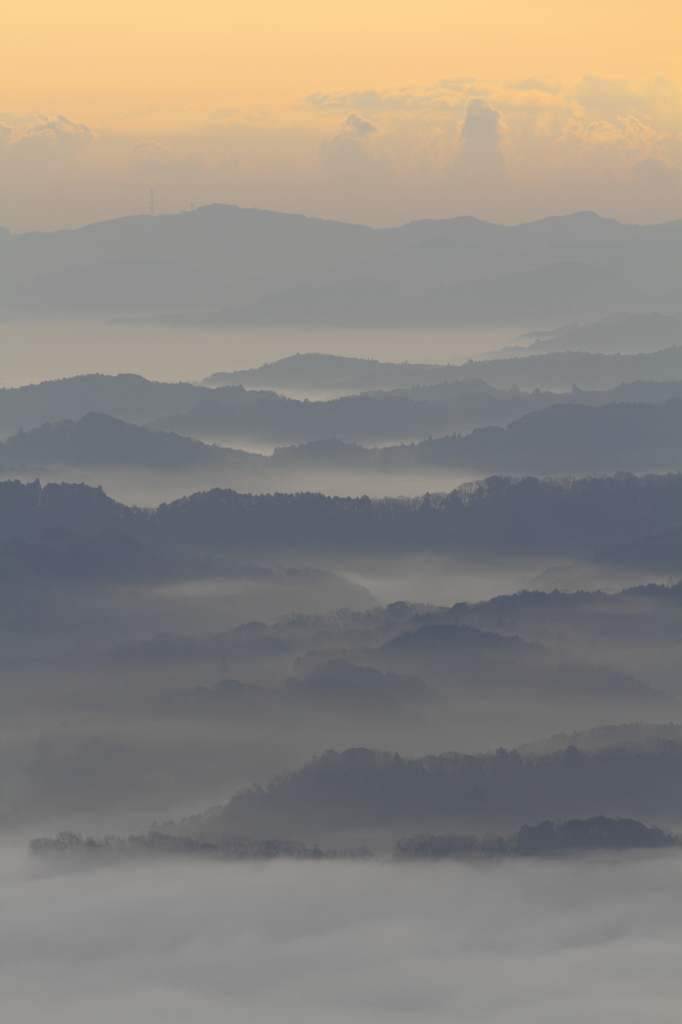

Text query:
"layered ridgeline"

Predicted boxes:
[[3, 355, 682, 442], [3, 470, 678, 658], [1, 370, 679, 450], [2, 399, 681, 478], [150, 381, 682, 447], [515, 312, 682, 355], [29, 731, 682, 856], [0, 474, 680, 563], [2, 207, 680, 321], [102, 584, 681, 733], [3, 570, 680, 828], [169, 739, 682, 846], [203, 348, 682, 394], [161, 262, 679, 329], [0, 413, 259, 472], [268, 399, 682, 477], [109, 582, 682, 676]]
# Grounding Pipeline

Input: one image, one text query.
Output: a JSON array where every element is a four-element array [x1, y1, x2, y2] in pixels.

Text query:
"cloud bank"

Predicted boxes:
[[0, 73, 680, 230], [2, 846, 681, 1024]]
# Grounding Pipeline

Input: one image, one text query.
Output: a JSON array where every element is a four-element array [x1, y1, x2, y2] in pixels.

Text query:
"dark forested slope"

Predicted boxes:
[[4, 371, 682, 448], [157, 740, 682, 843], [0, 413, 259, 471], [4, 398, 680, 478], [399, 398, 682, 475], [1, 473, 680, 560], [151, 380, 682, 445]]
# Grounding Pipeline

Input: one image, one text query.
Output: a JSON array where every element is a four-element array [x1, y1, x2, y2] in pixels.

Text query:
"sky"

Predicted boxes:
[[1, 0, 681, 230]]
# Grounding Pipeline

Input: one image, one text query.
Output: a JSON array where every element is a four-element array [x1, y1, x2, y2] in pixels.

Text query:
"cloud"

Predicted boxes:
[[303, 74, 681, 138], [307, 89, 386, 111], [459, 98, 503, 148], [317, 115, 391, 215], [506, 77, 564, 95], [311, 76, 681, 221], [558, 115, 671, 167], [451, 98, 507, 188], [2, 72, 681, 230], [1, 846, 681, 1023], [337, 114, 378, 139], [304, 78, 564, 118], [0, 114, 93, 161], [576, 75, 681, 127], [319, 113, 380, 160]]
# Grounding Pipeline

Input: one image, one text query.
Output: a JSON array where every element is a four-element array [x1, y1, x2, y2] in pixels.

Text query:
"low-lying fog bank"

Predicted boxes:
[[0, 321, 513, 390], [2, 844, 680, 1024], [0, 463, 483, 506]]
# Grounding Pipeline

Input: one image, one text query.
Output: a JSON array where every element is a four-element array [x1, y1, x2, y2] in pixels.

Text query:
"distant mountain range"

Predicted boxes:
[[156, 261, 676, 329], [204, 347, 682, 393], [151, 378, 682, 446], [0, 374, 215, 435], [2, 398, 681, 480], [270, 399, 682, 477], [1, 205, 680, 323], [514, 312, 682, 355], [0, 412, 258, 472], [3, 369, 682, 446]]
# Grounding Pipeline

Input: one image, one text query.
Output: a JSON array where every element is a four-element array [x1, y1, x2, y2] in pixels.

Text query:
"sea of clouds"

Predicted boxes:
[[2, 844, 681, 1023]]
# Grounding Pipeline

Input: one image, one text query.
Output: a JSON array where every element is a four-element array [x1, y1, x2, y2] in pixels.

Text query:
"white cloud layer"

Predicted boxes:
[[1, 845, 681, 1024]]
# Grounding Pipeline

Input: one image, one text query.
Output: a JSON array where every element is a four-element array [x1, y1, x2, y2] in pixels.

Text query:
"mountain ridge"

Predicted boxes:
[[2, 205, 680, 321]]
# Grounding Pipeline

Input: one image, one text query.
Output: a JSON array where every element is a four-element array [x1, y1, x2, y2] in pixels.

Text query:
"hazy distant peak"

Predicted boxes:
[[3, 204, 680, 322]]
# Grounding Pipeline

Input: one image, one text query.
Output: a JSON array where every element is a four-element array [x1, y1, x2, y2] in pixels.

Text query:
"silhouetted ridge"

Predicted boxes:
[[204, 347, 682, 393], [3, 206, 680, 319], [29, 816, 679, 861], [147, 740, 682, 843], [395, 817, 679, 859], [1, 474, 680, 560], [0, 413, 241, 469]]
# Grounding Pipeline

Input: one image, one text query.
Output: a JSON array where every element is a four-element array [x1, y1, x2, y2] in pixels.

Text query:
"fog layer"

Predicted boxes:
[[2, 847, 681, 1024]]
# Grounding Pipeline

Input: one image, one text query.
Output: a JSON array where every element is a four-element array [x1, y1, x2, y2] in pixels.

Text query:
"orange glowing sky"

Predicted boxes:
[[2, 0, 681, 229]]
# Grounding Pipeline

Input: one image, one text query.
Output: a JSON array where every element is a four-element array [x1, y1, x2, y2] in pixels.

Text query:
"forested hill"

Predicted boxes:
[[148, 740, 682, 844], [399, 397, 682, 476], [29, 816, 681, 861], [3, 372, 682, 451], [0, 473, 680, 559]]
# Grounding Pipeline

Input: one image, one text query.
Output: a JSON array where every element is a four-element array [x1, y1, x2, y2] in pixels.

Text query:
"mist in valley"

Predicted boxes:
[[1, 477, 680, 843], [0, 465, 492, 508], [0, 318, 513, 391], [3, 849, 681, 1024], [2, 199, 681, 1022]]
